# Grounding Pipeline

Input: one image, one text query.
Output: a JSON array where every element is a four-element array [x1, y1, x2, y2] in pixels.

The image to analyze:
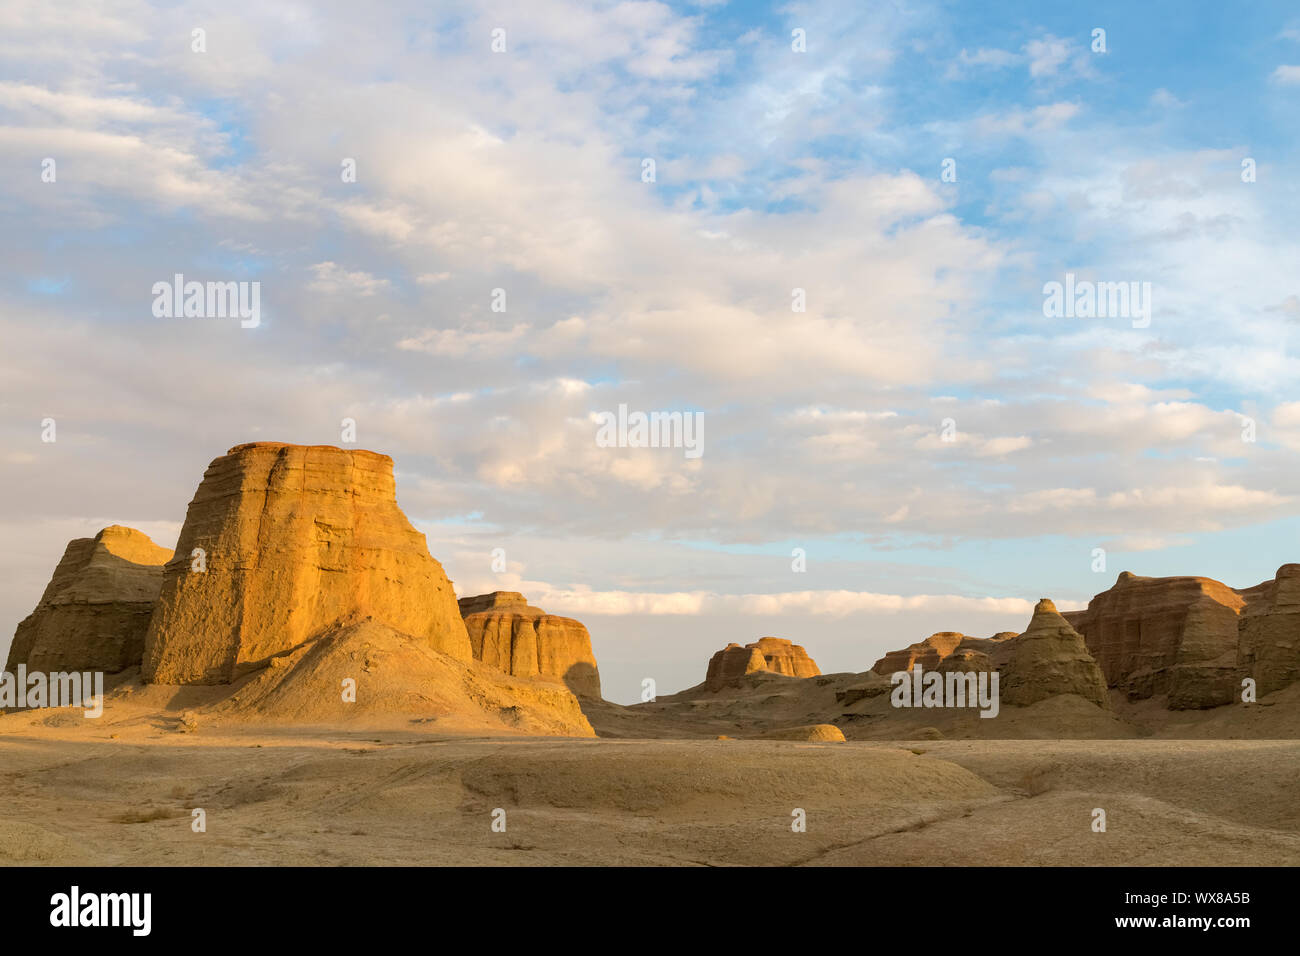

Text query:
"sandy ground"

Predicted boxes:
[[3, 698, 1298, 865]]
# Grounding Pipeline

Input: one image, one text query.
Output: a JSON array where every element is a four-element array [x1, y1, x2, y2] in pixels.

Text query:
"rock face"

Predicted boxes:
[[990, 599, 1110, 709], [1065, 568, 1300, 709], [1066, 572, 1247, 707], [142, 443, 471, 684], [7, 526, 172, 673], [458, 591, 602, 699], [1238, 564, 1300, 698], [704, 637, 820, 691]]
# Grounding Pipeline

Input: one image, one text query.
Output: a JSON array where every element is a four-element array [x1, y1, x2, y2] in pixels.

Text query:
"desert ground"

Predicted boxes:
[[3, 685, 1298, 867]]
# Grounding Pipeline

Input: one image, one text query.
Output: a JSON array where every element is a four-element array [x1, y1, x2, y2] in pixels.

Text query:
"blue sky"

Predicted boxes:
[[2, 0, 1299, 700]]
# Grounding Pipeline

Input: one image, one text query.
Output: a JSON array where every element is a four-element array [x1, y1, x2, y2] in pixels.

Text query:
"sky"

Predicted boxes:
[[2, 0, 1299, 703]]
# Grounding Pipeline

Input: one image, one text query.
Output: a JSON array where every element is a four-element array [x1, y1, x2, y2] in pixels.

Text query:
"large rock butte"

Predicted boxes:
[[458, 591, 602, 699], [142, 443, 471, 684], [7, 526, 172, 674], [704, 637, 820, 691], [1065, 567, 1300, 708]]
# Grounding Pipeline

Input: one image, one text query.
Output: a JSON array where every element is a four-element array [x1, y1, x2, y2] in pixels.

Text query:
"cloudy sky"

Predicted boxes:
[[3, 0, 1299, 702]]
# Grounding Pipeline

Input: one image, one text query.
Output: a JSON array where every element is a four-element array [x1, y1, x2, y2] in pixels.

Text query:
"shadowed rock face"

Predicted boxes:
[[1067, 571, 1247, 707], [1064, 568, 1300, 708], [458, 591, 602, 699], [704, 637, 819, 691], [1238, 564, 1300, 699], [7, 526, 172, 673], [142, 443, 471, 684]]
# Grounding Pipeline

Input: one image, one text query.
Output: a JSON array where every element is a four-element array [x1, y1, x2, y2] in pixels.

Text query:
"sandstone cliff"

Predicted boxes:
[[1066, 571, 1247, 707], [458, 591, 602, 698], [1066, 567, 1300, 709], [1233, 564, 1300, 699], [7, 526, 172, 673], [142, 443, 471, 684], [703, 637, 819, 691]]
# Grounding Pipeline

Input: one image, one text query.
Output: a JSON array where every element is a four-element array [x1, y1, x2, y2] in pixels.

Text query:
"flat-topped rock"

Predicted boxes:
[[142, 443, 471, 684], [1068, 572, 1248, 706], [458, 591, 529, 616], [704, 637, 820, 691], [459, 592, 601, 698], [7, 526, 172, 673]]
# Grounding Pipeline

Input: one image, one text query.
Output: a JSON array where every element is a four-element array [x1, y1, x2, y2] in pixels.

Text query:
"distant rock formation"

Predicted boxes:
[[871, 631, 1014, 675], [704, 637, 820, 691], [7, 526, 172, 674], [1065, 572, 1247, 707], [756, 723, 845, 742], [868, 603, 1108, 710], [990, 599, 1110, 709], [1238, 564, 1300, 698], [142, 443, 471, 684], [458, 591, 602, 699], [1066, 567, 1300, 709]]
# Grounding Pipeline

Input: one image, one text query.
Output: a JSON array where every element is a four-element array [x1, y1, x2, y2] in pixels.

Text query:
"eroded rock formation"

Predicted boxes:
[[704, 637, 819, 691], [1238, 564, 1300, 698], [1064, 567, 1300, 708], [871, 631, 1014, 675], [142, 442, 471, 684], [868, 603, 1109, 709], [1065, 572, 1246, 707], [990, 599, 1110, 709], [458, 591, 602, 698], [7, 526, 172, 673]]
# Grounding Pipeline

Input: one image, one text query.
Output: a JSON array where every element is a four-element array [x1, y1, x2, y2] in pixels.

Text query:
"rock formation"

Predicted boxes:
[[1238, 564, 1300, 698], [1064, 567, 1300, 709], [868, 603, 1109, 709], [1065, 572, 1247, 707], [872, 632, 968, 675], [458, 591, 602, 698], [756, 723, 846, 742], [989, 599, 1110, 709], [142, 443, 471, 684], [703, 637, 820, 691], [871, 631, 1014, 675], [218, 618, 594, 736], [7, 526, 172, 673]]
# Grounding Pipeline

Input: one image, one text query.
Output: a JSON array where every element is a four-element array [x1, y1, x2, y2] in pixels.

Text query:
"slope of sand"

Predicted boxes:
[[593, 669, 1300, 741], [2, 698, 1298, 866]]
